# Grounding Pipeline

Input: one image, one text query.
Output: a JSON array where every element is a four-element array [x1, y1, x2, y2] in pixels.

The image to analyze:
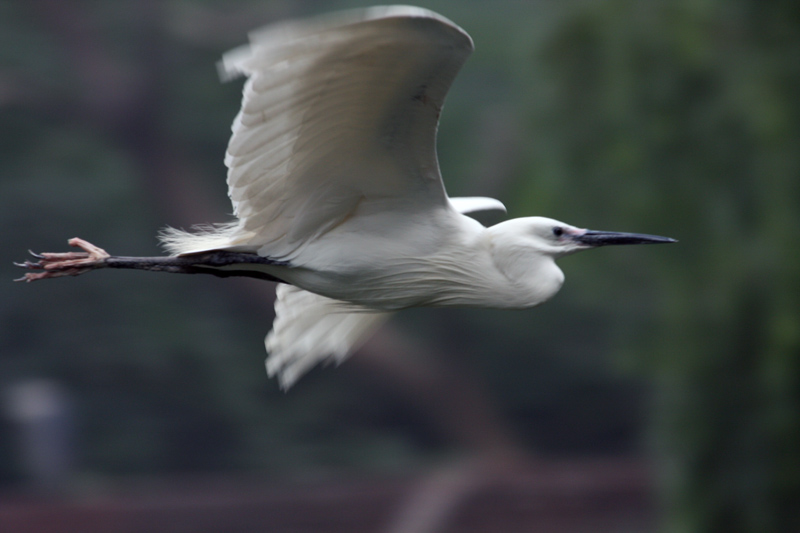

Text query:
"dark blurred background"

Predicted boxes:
[[1, 0, 798, 532]]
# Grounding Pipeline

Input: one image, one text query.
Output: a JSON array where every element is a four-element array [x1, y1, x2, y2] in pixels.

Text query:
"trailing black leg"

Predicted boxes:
[[15, 237, 286, 283]]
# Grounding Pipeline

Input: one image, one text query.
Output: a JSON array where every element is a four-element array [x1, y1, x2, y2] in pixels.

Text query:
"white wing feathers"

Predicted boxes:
[[161, 6, 474, 259], [449, 196, 506, 215], [266, 284, 390, 389]]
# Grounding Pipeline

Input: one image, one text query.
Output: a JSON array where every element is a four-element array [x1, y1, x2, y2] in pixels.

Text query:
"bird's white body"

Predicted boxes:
[[257, 212, 569, 386], [266, 213, 564, 311], [158, 6, 672, 387]]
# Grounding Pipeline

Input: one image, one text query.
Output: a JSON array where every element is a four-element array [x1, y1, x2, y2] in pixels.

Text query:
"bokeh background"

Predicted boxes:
[[1, 0, 798, 531]]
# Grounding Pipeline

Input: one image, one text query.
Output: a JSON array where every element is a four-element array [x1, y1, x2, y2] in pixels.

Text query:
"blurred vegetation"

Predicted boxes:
[[1, 0, 798, 531], [529, 1, 800, 531]]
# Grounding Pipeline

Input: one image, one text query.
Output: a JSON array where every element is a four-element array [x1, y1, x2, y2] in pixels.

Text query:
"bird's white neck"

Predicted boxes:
[[484, 223, 566, 308]]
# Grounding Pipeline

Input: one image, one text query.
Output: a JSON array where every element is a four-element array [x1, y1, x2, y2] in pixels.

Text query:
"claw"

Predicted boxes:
[[14, 271, 62, 282], [14, 237, 110, 282], [13, 260, 42, 269]]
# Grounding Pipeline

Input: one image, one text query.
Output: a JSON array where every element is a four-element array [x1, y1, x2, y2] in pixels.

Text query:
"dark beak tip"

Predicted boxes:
[[578, 230, 678, 246], [646, 236, 678, 244]]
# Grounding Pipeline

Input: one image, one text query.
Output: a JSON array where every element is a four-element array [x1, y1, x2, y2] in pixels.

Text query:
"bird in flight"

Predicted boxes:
[[16, 6, 675, 388]]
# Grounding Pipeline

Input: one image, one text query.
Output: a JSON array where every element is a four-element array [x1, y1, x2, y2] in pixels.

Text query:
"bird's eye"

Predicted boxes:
[[552, 226, 564, 238]]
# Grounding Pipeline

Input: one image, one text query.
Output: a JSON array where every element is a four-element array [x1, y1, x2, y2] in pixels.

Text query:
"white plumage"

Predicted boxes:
[[159, 6, 674, 388], [162, 5, 472, 261], [265, 284, 390, 388]]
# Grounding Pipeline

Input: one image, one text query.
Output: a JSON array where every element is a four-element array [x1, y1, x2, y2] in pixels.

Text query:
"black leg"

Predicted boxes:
[[15, 237, 287, 283]]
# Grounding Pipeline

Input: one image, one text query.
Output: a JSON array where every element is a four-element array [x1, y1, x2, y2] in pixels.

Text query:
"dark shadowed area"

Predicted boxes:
[[1, 1, 798, 532]]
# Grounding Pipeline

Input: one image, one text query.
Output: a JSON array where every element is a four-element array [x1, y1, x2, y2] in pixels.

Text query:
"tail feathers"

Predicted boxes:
[[158, 222, 245, 255], [266, 284, 390, 389]]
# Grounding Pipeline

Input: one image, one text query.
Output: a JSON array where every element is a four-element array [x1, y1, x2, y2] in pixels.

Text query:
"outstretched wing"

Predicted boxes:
[[266, 284, 390, 389], [219, 6, 474, 260]]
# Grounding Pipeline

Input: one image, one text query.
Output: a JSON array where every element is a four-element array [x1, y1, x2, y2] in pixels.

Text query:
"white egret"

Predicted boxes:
[[17, 6, 675, 388]]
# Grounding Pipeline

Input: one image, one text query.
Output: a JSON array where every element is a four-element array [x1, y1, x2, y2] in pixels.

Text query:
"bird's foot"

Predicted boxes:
[[14, 237, 110, 282]]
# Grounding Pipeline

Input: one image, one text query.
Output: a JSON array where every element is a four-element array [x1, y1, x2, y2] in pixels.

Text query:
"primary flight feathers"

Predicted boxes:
[[162, 6, 477, 259]]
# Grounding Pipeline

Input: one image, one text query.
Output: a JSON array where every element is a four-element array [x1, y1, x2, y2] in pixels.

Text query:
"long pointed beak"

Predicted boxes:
[[574, 230, 677, 247]]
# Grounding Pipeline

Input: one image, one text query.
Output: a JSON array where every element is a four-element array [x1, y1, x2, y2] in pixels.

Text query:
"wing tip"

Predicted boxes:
[[265, 285, 391, 389], [218, 5, 472, 81], [450, 196, 508, 215]]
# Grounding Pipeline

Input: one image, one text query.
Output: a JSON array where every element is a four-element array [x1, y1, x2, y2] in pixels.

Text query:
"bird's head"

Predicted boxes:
[[491, 216, 676, 259]]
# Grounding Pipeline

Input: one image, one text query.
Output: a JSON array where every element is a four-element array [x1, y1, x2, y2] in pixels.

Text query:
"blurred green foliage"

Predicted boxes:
[[1, 0, 797, 531], [530, 1, 800, 531]]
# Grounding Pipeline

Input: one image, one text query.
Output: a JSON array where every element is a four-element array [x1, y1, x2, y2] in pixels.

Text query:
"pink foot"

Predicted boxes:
[[15, 238, 110, 282]]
